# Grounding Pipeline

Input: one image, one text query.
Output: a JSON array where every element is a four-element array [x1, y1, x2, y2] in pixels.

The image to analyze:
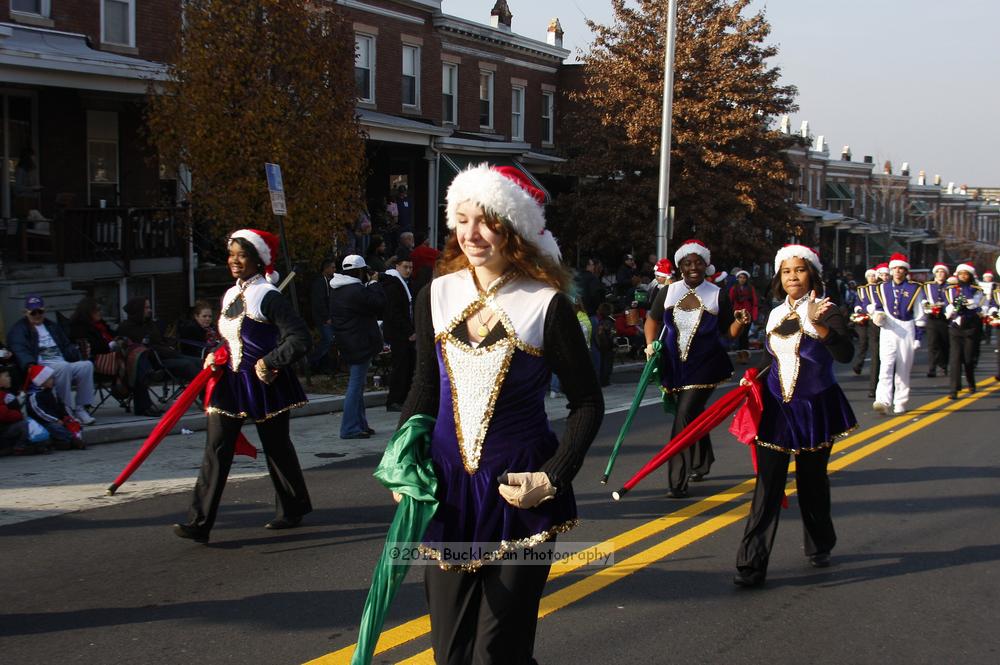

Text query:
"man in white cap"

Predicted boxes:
[[921, 263, 951, 378], [869, 253, 924, 414]]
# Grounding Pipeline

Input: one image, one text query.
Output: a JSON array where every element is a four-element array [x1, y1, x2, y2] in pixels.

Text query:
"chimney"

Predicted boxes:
[[883, 160, 892, 175], [947, 182, 955, 194], [901, 162, 910, 176], [863, 155, 873, 164], [959, 184, 968, 195], [918, 170, 926, 186], [779, 115, 790, 134], [841, 145, 851, 161], [546, 18, 564, 47], [799, 120, 809, 138], [490, 0, 512, 31], [934, 174, 941, 186], [813, 134, 825, 152]]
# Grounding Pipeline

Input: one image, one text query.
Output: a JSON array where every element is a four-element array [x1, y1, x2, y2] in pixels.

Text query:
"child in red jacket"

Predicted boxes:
[[0, 366, 41, 456]]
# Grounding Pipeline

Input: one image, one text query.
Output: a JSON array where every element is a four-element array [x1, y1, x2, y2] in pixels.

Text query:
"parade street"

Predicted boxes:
[[2, 358, 999, 665]]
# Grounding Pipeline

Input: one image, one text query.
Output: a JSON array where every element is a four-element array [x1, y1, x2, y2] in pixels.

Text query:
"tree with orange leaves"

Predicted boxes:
[[146, 0, 364, 265], [552, 0, 799, 267]]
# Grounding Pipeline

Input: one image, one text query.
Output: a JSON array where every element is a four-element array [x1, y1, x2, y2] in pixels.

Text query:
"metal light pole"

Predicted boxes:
[[655, 0, 679, 260]]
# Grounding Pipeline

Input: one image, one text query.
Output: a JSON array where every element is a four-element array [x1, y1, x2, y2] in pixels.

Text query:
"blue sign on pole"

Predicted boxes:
[[265, 163, 286, 215]]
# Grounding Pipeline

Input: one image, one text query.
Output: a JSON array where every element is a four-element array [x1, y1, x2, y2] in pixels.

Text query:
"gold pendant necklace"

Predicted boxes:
[[476, 307, 491, 338]]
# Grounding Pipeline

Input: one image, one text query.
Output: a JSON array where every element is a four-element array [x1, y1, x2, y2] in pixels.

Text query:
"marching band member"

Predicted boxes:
[[922, 263, 951, 378], [980, 271, 995, 345], [644, 240, 749, 498], [733, 245, 857, 587], [946, 263, 984, 399], [851, 268, 881, 398], [869, 253, 924, 415]]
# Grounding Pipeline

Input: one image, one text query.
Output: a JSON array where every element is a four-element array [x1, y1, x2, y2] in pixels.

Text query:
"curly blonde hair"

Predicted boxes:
[[436, 209, 572, 292]]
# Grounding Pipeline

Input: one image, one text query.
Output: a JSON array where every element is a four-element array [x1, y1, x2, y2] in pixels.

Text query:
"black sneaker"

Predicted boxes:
[[733, 569, 765, 587], [173, 523, 209, 543], [809, 553, 831, 568]]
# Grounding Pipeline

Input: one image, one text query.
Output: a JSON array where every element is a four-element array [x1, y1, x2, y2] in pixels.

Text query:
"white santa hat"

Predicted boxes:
[[932, 262, 949, 274], [445, 164, 560, 260], [229, 229, 281, 284], [888, 253, 910, 270], [735, 270, 750, 279], [773, 244, 823, 274], [24, 364, 54, 390], [673, 239, 715, 276], [955, 263, 976, 276]]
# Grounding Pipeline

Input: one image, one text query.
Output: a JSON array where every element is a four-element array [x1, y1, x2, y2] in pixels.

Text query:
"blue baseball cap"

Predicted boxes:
[[24, 295, 45, 311]]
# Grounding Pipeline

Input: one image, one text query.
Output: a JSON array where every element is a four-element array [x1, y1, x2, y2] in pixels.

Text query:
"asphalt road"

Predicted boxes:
[[2, 357, 999, 665]]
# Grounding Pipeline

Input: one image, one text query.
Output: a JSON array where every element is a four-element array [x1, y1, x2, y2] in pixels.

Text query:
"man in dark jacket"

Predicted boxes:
[[118, 297, 200, 382], [381, 257, 415, 411], [7, 295, 96, 424], [308, 258, 337, 373], [330, 254, 386, 439]]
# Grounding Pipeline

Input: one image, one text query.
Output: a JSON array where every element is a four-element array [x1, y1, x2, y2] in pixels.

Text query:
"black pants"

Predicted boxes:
[[186, 411, 312, 531], [425, 556, 552, 665], [948, 325, 980, 394], [387, 341, 416, 406], [924, 317, 949, 375], [736, 444, 835, 576], [667, 387, 715, 492], [853, 323, 880, 392], [598, 349, 613, 386]]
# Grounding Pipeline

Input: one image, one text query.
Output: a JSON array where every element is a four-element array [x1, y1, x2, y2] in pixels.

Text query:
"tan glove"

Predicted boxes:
[[644, 343, 656, 360], [498, 472, 556, 509], [203, 351, 217, 369]]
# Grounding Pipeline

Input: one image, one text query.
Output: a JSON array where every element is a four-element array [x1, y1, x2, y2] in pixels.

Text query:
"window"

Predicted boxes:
[[1, 92, 39, 219], [511, 86, 524, 141], [442, 63, 458, 125], [87, 111, 119, 207], [11, 0, 48, 15], [479, 71, 494, 129], [402, 45, 420, 108], [101, 0, 135, 47], [541, 91, 554, 144], [355, 34, 375, 102]]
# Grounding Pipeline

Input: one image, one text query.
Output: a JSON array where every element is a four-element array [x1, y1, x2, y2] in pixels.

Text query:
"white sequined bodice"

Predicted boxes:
[[672, 290, 703, 362]]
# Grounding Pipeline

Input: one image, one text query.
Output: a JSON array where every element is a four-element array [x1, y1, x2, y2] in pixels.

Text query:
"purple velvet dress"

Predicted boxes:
[[421, 342, 576, 569], [660, 308, 734, 391], [756, 313, 857, 453]]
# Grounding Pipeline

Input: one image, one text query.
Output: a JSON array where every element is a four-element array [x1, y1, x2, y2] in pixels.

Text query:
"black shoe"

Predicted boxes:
[[969, 385, 977, 394], [385, 403, 402, 412], [733, 569, 765, 587], [926, 372, 936, 378], [265, 516, 302, 530], [948, 393, 957, 400], [689, 472, 707, 482], [809, 553, 831, 568], [173, 523, 209, 543], [852, 366, 862, 375], [341, 432, 371, 440], [667, 488, 688, 499], [365, 427, 376, 435], [867, 390, 876, 399]]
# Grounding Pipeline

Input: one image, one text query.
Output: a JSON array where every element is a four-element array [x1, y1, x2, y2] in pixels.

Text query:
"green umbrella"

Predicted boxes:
[[601, 340, 662, 484], [352, 414, 438, 665]]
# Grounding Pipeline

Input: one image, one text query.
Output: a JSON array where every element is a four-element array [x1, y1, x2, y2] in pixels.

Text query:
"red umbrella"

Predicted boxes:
[[106, 348, 257, 496], [612, 367, 765, 500]]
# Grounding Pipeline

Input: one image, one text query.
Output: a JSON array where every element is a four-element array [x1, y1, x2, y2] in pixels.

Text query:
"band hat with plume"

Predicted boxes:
[[229, 229, 281, 284], [445, 163, 560, 260]]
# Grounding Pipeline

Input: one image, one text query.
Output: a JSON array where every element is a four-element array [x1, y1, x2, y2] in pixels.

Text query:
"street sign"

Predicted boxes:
[[265, 162, 286, 215]]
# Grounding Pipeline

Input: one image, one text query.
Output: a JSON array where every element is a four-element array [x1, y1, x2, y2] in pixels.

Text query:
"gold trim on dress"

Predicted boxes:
[[660, 374, 733, 394], [418, 519, 579, 572], [672, 289, 703, 363], [206, 399, 308, 423], [754, 423, 858, 455]]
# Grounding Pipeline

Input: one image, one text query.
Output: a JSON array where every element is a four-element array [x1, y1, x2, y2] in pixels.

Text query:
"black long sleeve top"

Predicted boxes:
[[259, 290, 312, 369], [399, 284, 604, 491]]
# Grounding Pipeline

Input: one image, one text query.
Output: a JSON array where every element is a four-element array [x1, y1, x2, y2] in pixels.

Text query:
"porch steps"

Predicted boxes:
[[0, 276, 87, 330]]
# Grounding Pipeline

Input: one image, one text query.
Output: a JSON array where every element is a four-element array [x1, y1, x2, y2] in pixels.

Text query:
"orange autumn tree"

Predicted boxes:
[[552, 0, 799, 266], [146, 0, 364, 265]]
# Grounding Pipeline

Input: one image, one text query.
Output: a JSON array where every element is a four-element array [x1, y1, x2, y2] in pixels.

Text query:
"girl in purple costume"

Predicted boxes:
[[733, 246, 857, 587], [173, 230, 312, 544], [397, 165, 603, 664]]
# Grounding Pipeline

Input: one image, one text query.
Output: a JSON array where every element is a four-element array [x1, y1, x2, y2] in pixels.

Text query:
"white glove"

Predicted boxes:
[[912, 339, 921, 350], [944, 304, 956, 320], [498, 472, 556, 509], [644, 343, 656, 360], [108, 340, 119, 351], [871, 311, 887, 327]]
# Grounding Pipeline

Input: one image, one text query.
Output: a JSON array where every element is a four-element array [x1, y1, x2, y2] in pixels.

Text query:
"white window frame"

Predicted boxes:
[[510, 85, 525, 141], [100, 0, 136, 48], [10, 0, 50, 18], [355, 33, 376, 104], [541, 91, 554, 145], [479, 71, 494, 130], [401, 44, 421, 109], [442, 63, 458, 125]]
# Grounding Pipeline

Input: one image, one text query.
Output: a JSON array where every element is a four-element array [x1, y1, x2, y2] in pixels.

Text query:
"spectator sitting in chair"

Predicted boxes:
[[118, 297, 201, 383], [177, 300, 221, 359], [69, 297, 162, 417], [8, 295, 96, 425], [613, 301, 647, 359]]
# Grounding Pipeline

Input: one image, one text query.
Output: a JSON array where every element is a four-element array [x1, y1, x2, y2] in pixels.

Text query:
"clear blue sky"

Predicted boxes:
[[443, 0, 999, 187]]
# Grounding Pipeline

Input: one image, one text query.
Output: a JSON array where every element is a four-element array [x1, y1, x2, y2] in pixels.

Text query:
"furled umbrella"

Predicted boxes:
[[601, 340, 661, 483]]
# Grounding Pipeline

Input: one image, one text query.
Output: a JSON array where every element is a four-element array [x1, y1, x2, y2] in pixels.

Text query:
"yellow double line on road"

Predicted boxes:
[[308, 380, 998, 665]]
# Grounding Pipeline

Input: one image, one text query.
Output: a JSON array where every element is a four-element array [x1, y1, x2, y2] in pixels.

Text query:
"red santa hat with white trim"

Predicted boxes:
[[229, 229, 281, 284], [445, 164, 560, 260], [673, 239, 715, 276], [773, 244, 823, 274], [654, 258, 673, 277], [888, 252, 910, 270], [875, 262, 890, 275], [932, 262, 949, 274], [955, 262, 976, 276], [23, 364, 54, 391]]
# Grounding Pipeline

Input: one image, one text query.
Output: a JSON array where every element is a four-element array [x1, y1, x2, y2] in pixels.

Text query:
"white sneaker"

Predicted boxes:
[[74, 407, 96, 425], [892, 405, 906, 415], [872, 401, 889, 415]]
